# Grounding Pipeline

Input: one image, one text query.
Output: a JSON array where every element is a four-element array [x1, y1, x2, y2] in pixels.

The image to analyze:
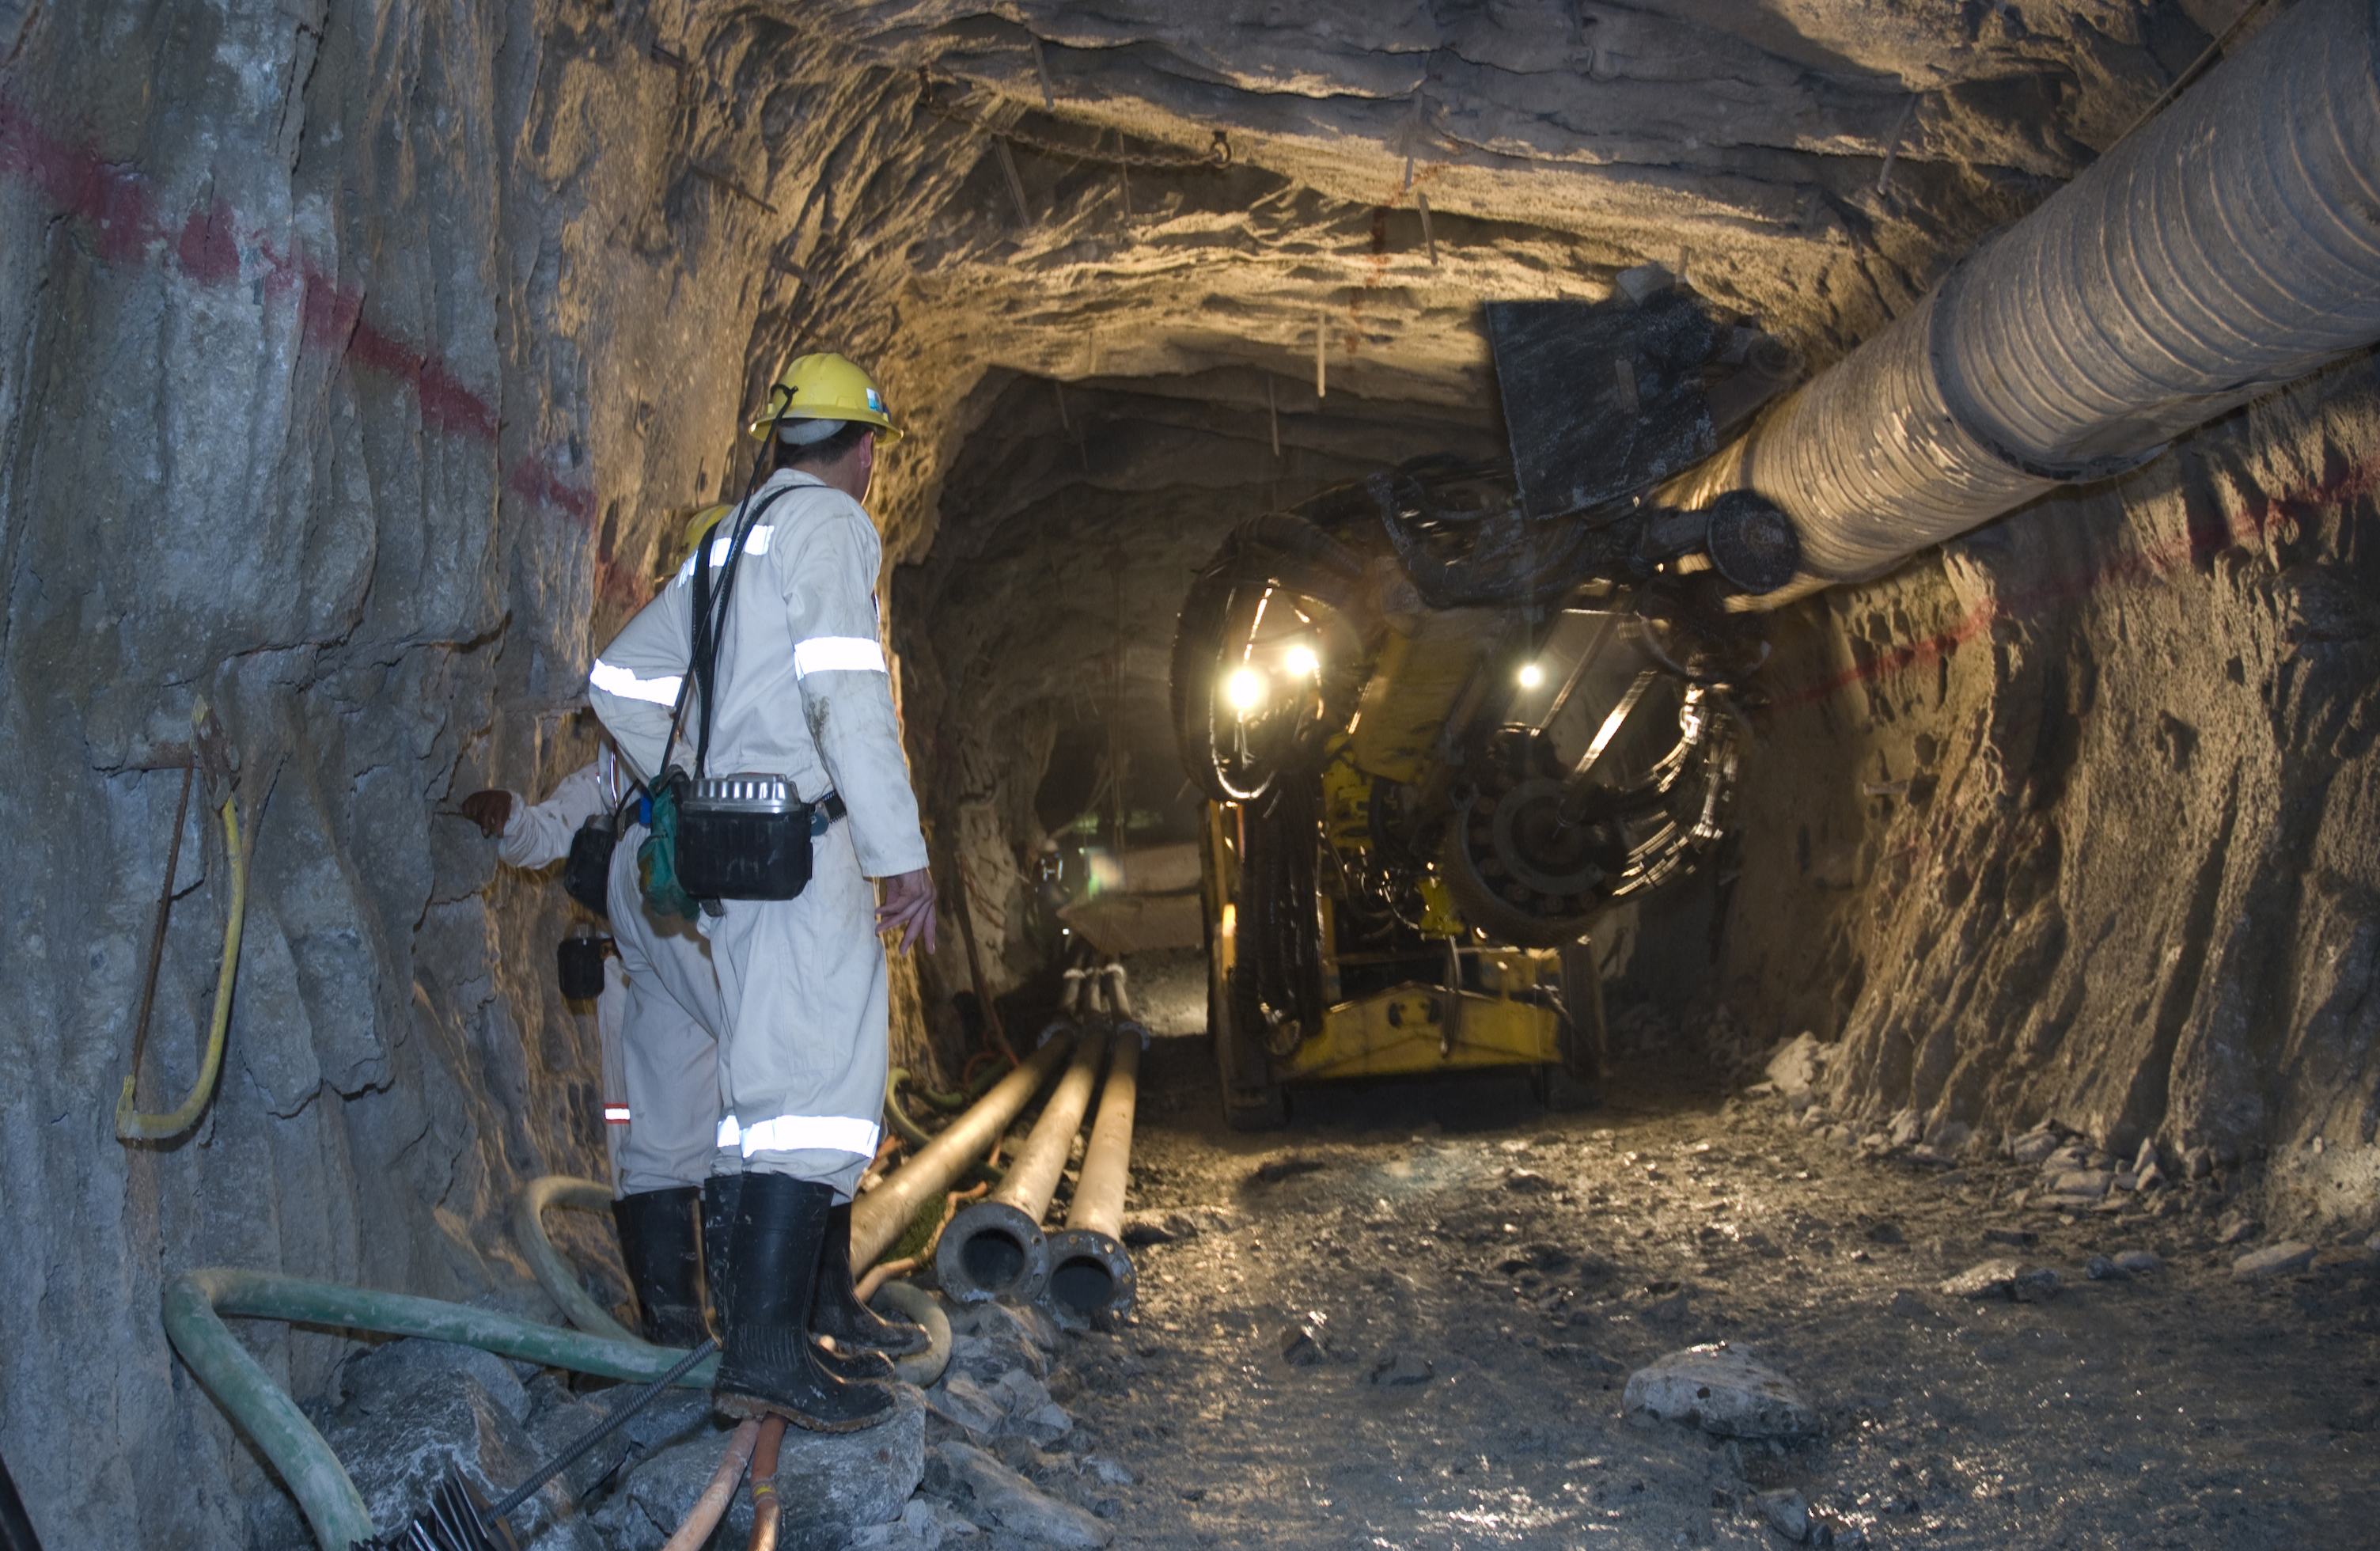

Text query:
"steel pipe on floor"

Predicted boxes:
[[1044, 964, 1147, 1324], [1659, 0, 2380, 606], [851, 1033, 1074, 1271], [934, 1011, 1109, 1304]]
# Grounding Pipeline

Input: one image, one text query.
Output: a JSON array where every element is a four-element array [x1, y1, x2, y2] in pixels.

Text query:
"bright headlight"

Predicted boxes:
[[1517, 662, 1546, 689], [1283, 644, 1319, 677], [1226, 667, 1267, 711]]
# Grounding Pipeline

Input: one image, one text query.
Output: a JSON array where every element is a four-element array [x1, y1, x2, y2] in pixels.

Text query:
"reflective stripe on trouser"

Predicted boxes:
[[607, 822, 728, 1194], [702, 817, 886, 1201], [596, 957, 631, 1194]]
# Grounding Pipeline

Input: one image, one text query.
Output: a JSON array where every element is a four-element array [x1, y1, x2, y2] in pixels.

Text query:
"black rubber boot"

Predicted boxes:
[[811, 1200, 929, 1358], [813, 1341, 898, 1382], [714, 1174, 898, 1432], [701, 1174, 741, 1340], [612, 1187, 707, 1348], [711, 1174, 893, 1379]]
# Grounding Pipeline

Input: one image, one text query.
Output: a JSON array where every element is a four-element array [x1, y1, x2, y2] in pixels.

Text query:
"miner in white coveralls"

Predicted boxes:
[[586, 353, 937, 1432], [459, 737, 726, 1348]]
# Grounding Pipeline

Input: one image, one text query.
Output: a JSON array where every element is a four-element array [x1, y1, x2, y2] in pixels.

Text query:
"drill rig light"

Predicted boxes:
[[1516, 662, 1545, 689], [1283, 644, 1319, 679], [1226, 666, 1268, 715]]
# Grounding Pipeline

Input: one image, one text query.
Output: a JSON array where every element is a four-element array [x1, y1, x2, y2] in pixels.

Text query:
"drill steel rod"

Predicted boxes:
[[934, 1014, 1109, 1303]]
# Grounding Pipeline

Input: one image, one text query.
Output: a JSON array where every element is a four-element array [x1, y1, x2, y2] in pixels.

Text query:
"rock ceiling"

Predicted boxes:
[[722, 2, 2234, 793]]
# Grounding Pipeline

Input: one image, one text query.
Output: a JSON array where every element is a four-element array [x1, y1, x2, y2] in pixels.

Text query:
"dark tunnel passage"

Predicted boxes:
[[2, 0, 2378, 1546]]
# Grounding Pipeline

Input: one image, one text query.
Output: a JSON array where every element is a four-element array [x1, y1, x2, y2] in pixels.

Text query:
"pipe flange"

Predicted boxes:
[[933, 1200, 1052, 1305], [1040, 1229, 1137, 1327], [1701, 491, 1802, 594]]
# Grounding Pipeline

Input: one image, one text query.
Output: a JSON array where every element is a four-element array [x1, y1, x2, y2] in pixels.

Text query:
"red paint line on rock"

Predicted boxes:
[[1767, 449, 2380, 711], [1, 91, 590, 529]]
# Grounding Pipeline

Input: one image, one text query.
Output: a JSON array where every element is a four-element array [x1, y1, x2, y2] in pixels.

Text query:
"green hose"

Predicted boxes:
[[164, 1268, 718, 1550], [897, 1064, 1004, 1113], [514, 1175, 642, 1344], [883, 1071, 938, 1150]]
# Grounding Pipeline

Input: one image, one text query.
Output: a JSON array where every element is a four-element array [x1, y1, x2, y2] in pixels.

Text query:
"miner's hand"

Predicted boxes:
[[877, 867, 939, 955], [458, 790, 514, 838]]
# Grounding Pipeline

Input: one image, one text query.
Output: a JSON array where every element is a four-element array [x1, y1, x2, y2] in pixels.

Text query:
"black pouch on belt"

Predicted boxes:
[[561, 811, 620, 916], [676, 775, 822, 901], [556, 931, 612, 1000]]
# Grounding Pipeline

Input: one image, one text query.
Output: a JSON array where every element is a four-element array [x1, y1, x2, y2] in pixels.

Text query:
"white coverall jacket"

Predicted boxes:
[[586, 468, 929, 1198], [497, 751, 726, 1195]]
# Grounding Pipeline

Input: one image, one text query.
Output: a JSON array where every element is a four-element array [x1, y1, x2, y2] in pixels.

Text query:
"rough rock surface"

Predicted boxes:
[[938, 1440, 1114, 1549], [597, 1386, 926, 1551], [0, 0, 2367, 1540], [1715, 354, 2380, 1234], [310, 1341, 604, 1551], [1061, 1031, 2380, 1546], [1623, 1344, 1821, 1439]]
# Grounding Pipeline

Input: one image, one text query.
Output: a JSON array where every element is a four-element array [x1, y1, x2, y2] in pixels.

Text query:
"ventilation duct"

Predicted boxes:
[[1660, 0, 2380, 606]]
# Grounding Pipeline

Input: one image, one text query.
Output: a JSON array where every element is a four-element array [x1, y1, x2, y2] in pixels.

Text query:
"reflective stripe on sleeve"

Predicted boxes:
[[718, 1116, 742, 1150], [673, 525, 775, 586], [604, 1105, 631, 1125], [734, 1113, 881, 1159], [590, 659, 684, 706], [792, 637, 889, 678]]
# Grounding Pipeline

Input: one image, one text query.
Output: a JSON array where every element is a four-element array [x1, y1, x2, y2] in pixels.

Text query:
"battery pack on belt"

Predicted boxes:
[[675, 774, 847, 902]]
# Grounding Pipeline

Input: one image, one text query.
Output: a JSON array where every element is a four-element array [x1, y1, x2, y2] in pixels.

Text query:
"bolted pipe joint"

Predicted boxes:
[[1041, 1227, 1136, 1325], [933, 1200, 1055, 1305]]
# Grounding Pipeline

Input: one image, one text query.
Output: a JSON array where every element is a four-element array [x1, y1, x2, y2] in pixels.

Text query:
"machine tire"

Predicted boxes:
[[1224, 1086, 1290, 1132], [1556, 938, 1610, 1106], [1529, 1062, 1599, 1112]]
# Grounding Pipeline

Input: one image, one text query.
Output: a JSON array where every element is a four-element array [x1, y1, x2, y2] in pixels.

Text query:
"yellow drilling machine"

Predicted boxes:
[[1169, 282, 1802, 1125]]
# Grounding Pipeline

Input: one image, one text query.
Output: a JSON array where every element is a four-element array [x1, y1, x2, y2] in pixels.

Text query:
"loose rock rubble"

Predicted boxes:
[[2233, 1242, 2317, 1279], [276, 1017, 2378, 1550], [1623, 1345, 1821, 1439], [1040, 1018, 2380, 1549]]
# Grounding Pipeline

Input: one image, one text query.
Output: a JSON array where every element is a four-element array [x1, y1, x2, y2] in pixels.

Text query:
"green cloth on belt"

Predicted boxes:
[[639, 776, 699, 921]]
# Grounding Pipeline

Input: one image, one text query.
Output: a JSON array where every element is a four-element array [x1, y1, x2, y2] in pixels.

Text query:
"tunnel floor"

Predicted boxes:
[[1029, 1030, 2380, 1550]]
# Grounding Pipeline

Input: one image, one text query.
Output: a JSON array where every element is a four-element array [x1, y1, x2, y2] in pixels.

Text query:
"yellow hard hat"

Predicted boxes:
[[684, 504, 733, 550], [748, 352, 902, 444]]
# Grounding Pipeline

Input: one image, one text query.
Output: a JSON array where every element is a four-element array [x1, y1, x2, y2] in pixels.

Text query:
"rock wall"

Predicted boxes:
[[1720, 351, 2380, 1234], [0, 0, 960, 1542], [0, 0, 2308, 1540]]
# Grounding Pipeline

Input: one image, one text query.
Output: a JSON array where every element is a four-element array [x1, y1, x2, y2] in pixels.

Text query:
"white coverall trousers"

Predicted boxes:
[[704, 816, 886, 1201], [604, 821, 728, 1193]]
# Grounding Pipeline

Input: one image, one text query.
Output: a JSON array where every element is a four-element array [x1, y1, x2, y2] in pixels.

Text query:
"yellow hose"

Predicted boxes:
[[116, 794, 246, 1141]]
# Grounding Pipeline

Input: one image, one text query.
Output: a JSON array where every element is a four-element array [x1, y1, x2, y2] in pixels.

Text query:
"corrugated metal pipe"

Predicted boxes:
[[1662, 0, 2380, 606]]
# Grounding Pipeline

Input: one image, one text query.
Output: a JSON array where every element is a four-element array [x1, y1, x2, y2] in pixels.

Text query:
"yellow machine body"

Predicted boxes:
[[1283, 973, 1563, 1081], [1202, 794, 1569, 1088]]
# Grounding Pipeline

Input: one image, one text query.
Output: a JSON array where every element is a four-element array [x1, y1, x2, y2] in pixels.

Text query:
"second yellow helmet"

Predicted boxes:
[[684, 503, 734, 551]]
